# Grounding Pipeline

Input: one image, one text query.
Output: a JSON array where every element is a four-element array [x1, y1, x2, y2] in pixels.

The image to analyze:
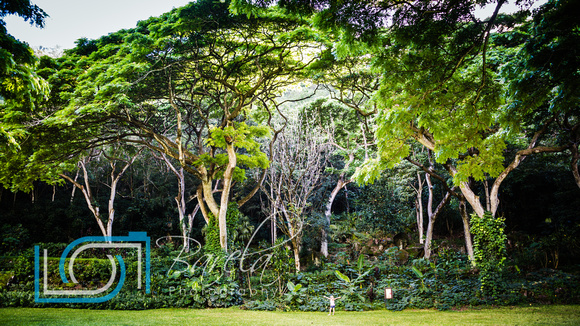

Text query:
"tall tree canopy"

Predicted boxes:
[[0, 0, 326, 251], [234, 0, 578, 218], [500, 0, 580, 188], [0, 0, 48, 160]]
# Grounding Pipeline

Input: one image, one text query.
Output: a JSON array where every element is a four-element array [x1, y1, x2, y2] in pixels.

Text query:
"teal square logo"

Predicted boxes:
[[34, 232, 150, 303]]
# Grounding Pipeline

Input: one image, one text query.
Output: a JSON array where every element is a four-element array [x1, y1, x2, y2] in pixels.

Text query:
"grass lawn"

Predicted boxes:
[[1, 305, 579, 325]]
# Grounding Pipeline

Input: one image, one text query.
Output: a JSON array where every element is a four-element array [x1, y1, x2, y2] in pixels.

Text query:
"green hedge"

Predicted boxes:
[[2, 245, 579, 311]]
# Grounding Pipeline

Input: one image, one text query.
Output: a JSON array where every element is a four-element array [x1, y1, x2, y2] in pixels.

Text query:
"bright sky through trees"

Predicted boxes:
[[4, 0, 192, 49], [5, 0, 546, 50], [476, 0, 547, 19]]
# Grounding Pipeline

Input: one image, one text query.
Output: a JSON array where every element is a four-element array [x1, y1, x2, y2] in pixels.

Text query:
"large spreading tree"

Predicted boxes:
[[233, 0, 577, 219], [2, 0, 577, 265], [1, 0, 326, 252]]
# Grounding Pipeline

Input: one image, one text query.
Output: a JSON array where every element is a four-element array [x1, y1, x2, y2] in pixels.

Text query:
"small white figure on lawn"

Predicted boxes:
[[323, 295, 341, 315]]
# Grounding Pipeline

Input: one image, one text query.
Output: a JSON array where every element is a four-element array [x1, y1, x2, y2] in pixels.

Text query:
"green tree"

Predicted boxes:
[[304, 50, 379, 257], [1, 0, 325, 253], [233, 1, 573, 221], [499, 0, 580, 189], [0, 0, 48, 178], [302, 98, 372, 257]]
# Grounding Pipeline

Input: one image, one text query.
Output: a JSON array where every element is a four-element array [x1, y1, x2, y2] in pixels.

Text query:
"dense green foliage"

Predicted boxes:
[[0, 0, 579, 314], [471, 212, 508, 298], [0, 0, 49, 186], [2, 244, 579, 311]]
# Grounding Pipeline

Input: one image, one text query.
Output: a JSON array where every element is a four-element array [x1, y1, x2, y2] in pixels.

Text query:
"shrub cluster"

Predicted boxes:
[[2, 242, 579, 311]]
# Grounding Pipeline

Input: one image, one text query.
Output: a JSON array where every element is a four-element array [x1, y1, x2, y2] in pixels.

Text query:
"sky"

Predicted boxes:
[[5, 0, 193, 49], [5, 0, 546, 50]]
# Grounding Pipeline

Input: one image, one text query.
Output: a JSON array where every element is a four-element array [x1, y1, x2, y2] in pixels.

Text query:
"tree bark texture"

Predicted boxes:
[[321, 178, 350, 257], [459, 199, 475, 264]]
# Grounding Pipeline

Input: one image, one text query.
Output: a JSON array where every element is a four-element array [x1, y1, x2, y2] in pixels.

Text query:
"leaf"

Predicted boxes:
[[335, 270, 351, 283], [411, 266, 423, 279], [287, 281, 295, 292], [357, 254, 364, 272]]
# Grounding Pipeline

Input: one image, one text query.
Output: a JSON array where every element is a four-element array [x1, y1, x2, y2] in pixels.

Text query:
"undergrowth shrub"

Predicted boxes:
[[3, 239, 579, 311]]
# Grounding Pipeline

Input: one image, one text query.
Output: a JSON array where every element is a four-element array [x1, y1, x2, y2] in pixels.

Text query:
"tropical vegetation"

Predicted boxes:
[[0, 0, 579, 314]]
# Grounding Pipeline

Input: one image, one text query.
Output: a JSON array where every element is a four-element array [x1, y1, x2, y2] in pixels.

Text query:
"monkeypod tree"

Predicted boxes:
[[341, 0, 519, 218], [120, 1, 324, 252], [499, 0, 580, 189], [1, 0, 326, 252], [237, 0, 574, 219]]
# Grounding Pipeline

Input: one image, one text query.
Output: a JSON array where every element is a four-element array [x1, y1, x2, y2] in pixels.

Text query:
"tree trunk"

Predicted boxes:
[[107, 169, 119, 240], [184, 205, 199, 252], [170, 91, 191, 250], [321, 178, 349, 257], [457, 180, 486, 218], [159, 153, 192, 251], [423, 217, 435, 260], [571, 144, 580, 189], [292, 237, 301, 272], [415, 171, 424, 244], [483, 179, 491, 212], [201, 174, 220, 218], [94, 208, 108, 239], [217, 140, 237, 252], [106, 211, 114, 240], [459, 199, 475, 265], [180, 207, 189, 251], [423, 170, 455, 260], [321, 152, 354, 257], [271, 214, 277, 245], [281, 204, 303, 273], [176, 168, 189, 251], [196, 185, 210, 225], [270, 172, 278, 245], [424, 172, 434, 259], [70, 169, 79, 203], [106, 197, 115, 240]]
